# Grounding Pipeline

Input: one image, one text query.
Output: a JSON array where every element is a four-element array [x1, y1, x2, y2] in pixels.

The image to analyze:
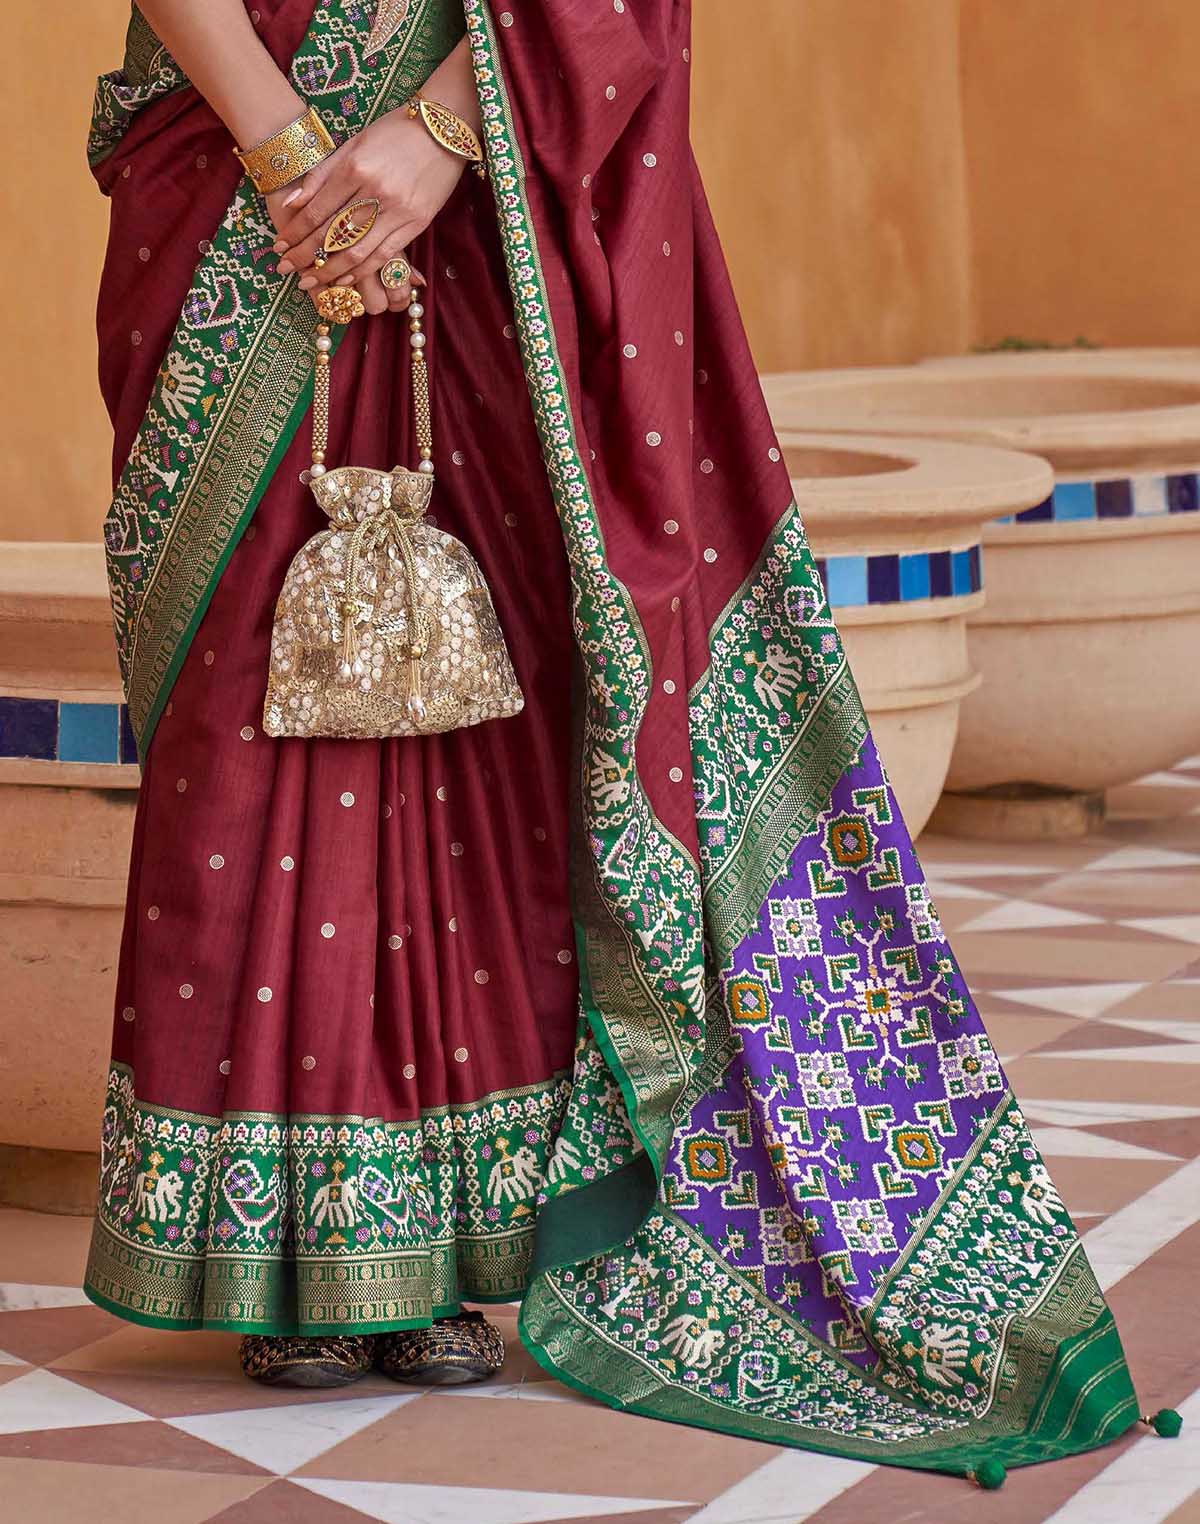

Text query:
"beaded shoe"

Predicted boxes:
[[239, 1334, 376, 1388], [375, 1310, 506, 1385]]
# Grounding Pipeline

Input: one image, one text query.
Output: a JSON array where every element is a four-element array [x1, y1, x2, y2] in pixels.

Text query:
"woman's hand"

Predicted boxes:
[[269, 106, 465, 314]]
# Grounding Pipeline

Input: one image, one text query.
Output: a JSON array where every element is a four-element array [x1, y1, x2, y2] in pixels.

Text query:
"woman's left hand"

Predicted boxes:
[[271, 105, 466, 310]]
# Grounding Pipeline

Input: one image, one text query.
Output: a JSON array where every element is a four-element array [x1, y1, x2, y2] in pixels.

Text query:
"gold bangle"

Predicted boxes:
[[235, 106, 336, 195], [406, 94, 486, 179]]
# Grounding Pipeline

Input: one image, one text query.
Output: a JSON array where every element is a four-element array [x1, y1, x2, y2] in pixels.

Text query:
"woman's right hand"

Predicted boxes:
[[265, 181, 424, 316]]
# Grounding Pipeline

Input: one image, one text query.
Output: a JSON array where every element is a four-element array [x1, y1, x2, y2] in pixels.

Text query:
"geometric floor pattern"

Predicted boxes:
[[1, 760, 1198, 1523]]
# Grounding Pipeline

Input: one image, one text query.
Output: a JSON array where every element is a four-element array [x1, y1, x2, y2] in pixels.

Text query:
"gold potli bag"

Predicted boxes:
[[263, 287, 524, 737]]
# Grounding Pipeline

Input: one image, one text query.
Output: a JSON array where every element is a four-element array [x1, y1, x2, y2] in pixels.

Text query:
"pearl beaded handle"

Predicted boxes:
[[309, 290, 432, 480]]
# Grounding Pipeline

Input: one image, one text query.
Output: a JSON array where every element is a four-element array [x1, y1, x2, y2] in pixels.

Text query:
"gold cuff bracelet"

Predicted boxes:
[[235, 106, 336, 196]]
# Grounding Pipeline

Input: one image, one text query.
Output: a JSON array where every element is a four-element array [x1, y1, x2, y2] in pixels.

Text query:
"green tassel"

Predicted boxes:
[[970, 1459, 1006, 1490], [1146, 1408, 1183, 1438]]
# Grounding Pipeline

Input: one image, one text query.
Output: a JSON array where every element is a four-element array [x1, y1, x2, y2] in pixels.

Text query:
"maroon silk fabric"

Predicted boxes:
[[481, 0, 796, 853], [97, 0, 788, 1194], [100, 2, 581, 1121]]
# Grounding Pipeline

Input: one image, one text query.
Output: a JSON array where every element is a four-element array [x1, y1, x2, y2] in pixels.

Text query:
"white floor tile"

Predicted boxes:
[[957, 900, 1102, 933], [1021, 1098, 1200, 1128], [1032, 1126, 1179, 1163], [293, 1479, 694, 1523], [0, 1283, 92, 1312], [1120, 915, 1200, 946], [989, 982, 1146, 1019], [1082, 847, 1200, 872], [1034, 1044, 1200, 1064], [687, 1448, 874, 1523], [1040, 1384, 1200, 1524], [169, 1391, 421, 1475], [0, 1368, 152, 1434], [1084, 1155, 1200, 1291]]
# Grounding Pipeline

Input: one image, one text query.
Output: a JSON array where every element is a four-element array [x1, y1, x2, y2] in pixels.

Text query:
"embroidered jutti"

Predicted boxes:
[[85, 0, 1154, 1483]]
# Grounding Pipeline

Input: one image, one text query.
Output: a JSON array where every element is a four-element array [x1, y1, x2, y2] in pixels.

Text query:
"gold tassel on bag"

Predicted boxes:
[[263, 285, 524, 739]]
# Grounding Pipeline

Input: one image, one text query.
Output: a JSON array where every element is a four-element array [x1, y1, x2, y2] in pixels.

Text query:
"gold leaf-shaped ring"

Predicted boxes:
[[323, 198, 381, 257]]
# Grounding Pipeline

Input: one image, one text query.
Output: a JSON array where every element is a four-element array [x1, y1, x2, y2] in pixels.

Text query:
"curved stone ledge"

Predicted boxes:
[[767, 358, 1200, 807], [0, 543, 132, 1161], [785, 432, 1053, 833]]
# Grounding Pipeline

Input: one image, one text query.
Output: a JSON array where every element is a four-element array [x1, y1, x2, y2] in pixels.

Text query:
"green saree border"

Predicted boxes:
[[105, 0, 463, 758], [85, 1060, 569, 1334]]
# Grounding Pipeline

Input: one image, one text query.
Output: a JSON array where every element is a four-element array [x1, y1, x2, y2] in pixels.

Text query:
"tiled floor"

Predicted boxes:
[[2, 762, 1198, 1524]]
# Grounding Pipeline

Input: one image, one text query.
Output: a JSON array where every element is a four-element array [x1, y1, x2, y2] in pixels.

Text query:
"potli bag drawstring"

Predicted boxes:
[[313, 290, 433, 724], [262, 286, 524, 739]]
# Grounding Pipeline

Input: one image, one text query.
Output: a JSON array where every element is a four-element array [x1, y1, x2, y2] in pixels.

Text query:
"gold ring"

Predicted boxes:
[[313, 286, 366, 324], [322, 198, 380, 260], [380, 257, 412, 291]]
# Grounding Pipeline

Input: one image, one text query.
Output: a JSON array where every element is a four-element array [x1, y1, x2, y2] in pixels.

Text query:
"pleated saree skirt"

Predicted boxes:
[[85, 184, 583, 1334]]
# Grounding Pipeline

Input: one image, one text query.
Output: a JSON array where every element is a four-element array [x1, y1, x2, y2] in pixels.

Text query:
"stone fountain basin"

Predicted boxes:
[[784, 433, 1052, 834], [766, 356, 1200, 805], [764, 359, 1200, 474]]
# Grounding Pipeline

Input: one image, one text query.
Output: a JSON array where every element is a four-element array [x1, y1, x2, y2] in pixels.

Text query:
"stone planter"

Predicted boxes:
[[0, 543, 134, 1211], [784, 434, 1053, 835], [764, 356, 1200, 835]]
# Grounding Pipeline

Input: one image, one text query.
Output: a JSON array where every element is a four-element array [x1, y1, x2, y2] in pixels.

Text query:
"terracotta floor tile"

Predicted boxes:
[[0, 1417, 271, 1475], [52, 1326, 243, 1382], [1043, 1156, 1178, 1219], [0, 1304, 122, 1367], [952, 933, 1196, 982], [0, 1456, 267, 1524], [1033, 872, 1200, 914], [0, 1365, 30, 1387], [1030, 1020, 1189, 1055], [984, 1012, 1080, 1057], [58, 1366, 403, 1419], [0, 1211, 93, 1288], [805, 1430, 1142, 1524], [1089, 1116, 1200, 1160], [1163, 1492, 1200, 1524], [1107, 983, 1200, 1019], [295, 1392, 776, 1503], [206, 1479, 384, 1522], [531, 1513, 694, 1524], [1003, 1056, 1200, 1106]]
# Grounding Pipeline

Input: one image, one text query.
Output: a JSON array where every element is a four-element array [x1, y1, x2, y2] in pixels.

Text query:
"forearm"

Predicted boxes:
[[137, 0, 303, 149], [421, 36, 480, 134]]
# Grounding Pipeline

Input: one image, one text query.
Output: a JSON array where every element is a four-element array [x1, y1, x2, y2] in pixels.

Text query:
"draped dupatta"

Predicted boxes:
[[91, 0, 1149, 1482]]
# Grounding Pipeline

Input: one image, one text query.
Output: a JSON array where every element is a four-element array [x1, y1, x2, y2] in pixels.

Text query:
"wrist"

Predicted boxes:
[[226, 85, 308, 158]]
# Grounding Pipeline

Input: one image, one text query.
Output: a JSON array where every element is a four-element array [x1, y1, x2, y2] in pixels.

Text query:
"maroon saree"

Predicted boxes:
[[84, 0, 1165, 1484]]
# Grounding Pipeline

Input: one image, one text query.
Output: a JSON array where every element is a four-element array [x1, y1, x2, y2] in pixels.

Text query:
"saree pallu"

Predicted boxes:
[[84, 0, 1152, 1483]]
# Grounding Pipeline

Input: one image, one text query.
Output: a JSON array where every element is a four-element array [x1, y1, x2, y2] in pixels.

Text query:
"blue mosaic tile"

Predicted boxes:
[[817, 546, 982, 609], [1168, 474, 1199, 513], [824, 555, 869, 608], [0, 696, 58, 760], [58, 703, 121, 764], [898, 553, 931, 601], [1055, 481, 1098, 519], [119, 706, 140, 765], [1094, 480, 1133, 518], [0, 696, 135, 765], [1007, 471, 1200, 525]]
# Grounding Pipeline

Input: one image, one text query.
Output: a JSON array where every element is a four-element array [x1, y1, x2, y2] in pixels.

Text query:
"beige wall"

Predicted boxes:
[[692, 0, 973, 373], [7, 1, 1200, 541], [2, 4, 118, 543], [960, 0, 1200, 349]]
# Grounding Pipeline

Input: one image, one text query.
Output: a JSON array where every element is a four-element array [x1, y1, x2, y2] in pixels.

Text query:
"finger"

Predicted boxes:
[[276, 151, 339, 221], [360, 280, 389, 317], [275, 178, 363, 270], [386, 282, 414, 311]]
